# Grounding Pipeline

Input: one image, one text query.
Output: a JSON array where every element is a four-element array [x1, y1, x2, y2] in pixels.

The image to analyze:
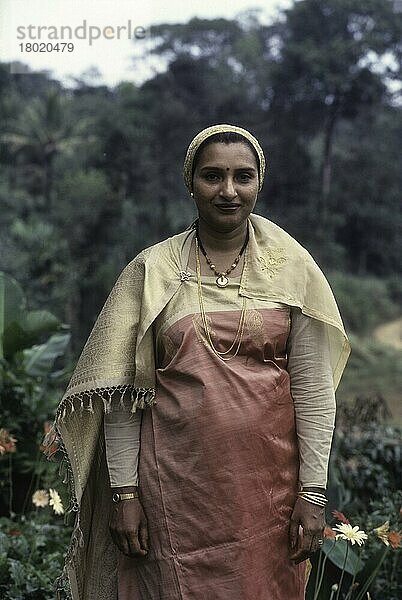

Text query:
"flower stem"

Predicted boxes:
[[344, 547, 362, 600], [8, 453, 13, 517], [353, 547, 389, 600], [22, 448, 42, 515], [329, 587, 337, 600], [313, 547, 323, 600], [335, 543, 349, 600], [313, 541, 336, 600]]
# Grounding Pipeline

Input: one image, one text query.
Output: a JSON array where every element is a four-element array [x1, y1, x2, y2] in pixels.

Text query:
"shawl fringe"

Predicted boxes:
[[52, 427, 80, 600], [57, 384, 156, 421], [42, 385, 156, 599]]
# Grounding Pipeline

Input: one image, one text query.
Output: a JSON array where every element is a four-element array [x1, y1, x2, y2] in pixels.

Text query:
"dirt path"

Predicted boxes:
[[374, 317, 402, 350]]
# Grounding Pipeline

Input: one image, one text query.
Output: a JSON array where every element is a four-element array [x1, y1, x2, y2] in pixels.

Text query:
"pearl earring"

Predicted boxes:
[[190, 192, 194, 198]]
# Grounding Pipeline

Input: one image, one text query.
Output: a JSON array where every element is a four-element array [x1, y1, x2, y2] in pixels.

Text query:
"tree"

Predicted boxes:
[[1, 88, 94, 206], [268, 0, 402, 228]]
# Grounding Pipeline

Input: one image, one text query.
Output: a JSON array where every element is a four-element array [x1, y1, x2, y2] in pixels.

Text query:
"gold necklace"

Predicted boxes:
[[195, 236, 247, 361], [196, 224, 249, 288]]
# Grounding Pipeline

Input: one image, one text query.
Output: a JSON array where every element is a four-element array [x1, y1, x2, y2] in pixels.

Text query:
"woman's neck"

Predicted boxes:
[[197, 220, 248, 255]]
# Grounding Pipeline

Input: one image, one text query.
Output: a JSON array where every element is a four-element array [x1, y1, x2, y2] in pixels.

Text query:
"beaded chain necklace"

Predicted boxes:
[[195, 224, 249, 288], [195, 233, 248, 361]]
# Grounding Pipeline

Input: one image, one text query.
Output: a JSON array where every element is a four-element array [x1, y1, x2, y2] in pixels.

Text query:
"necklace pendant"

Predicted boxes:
[[216, 274, 229, 288]]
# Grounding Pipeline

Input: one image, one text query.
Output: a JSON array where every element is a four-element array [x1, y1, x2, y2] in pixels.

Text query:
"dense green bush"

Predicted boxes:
[[0, 273, 72, 598], [0, 515, 71, 600], [0, 272, 71, 515], [331, 425, 401, 513], [328, 273, 400, 336], [309, 397, 402, 600]]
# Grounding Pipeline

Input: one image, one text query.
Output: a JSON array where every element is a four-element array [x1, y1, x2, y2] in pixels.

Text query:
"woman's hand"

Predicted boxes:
[[288, 498, 325, 564], [109, 498, 149, 557]]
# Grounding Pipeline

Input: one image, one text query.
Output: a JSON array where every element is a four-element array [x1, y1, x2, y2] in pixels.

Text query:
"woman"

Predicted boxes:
[[47, 124, 350, 600]]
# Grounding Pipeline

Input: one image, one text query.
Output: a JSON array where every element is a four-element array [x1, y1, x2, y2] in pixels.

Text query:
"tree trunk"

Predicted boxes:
[[320, 95, 341, 228]]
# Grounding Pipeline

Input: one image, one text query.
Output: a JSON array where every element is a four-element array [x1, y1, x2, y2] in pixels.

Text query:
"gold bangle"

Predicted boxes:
[[112, 491, 138, 503]]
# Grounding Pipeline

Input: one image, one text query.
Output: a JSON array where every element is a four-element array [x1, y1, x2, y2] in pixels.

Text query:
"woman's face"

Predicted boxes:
[[192, 142, 259, 234]]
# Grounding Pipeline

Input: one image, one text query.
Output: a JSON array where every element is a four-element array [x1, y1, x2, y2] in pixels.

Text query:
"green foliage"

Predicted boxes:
[[320, 537, 363, 575], [337, 340, 402, 418], [331, 425, 401, 512], [319, 398, 402, 599], [0, 273, 70, 515], [306, 419, 402, 600], [0, 515, 71, 600], [328, 273, 400, 335]]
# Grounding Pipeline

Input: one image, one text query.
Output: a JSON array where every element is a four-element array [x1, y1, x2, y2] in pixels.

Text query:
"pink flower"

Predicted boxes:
[[40, 422, 59, 459], [332, 510, 350, 525], [388, 531, 402, 549], [0, 429, 17, 455], [324, 526, 336, 539]]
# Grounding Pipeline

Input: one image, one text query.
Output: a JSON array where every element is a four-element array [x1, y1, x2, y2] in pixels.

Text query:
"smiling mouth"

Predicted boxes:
[[215, 204, 241, 212]]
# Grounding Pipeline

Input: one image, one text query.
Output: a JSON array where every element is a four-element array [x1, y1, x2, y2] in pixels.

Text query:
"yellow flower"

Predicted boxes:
[[374, 521, 390, 546], [333, 523, 368, 546], [49, 488, 64, 515], [32, 489, 49, 508]]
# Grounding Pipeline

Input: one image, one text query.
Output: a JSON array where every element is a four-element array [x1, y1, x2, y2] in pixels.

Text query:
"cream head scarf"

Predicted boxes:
[[183, 124, 266, 193]]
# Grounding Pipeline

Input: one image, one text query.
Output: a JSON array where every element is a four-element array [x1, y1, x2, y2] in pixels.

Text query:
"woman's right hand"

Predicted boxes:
[[109, 498, 149, 557]]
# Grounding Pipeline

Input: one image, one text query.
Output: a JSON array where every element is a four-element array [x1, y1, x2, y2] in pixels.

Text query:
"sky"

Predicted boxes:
[[0, 0, 292, 88]]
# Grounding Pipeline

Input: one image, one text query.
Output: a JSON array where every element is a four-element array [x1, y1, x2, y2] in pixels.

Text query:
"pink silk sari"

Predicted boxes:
[[118, 305, 305, 599]]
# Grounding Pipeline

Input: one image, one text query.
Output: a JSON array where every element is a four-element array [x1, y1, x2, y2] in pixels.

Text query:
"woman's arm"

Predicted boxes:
[[104, 408, 148, 556], [103, 408, 142, 488], [287, 308, 336, 489], [287, 308, 335, 563]]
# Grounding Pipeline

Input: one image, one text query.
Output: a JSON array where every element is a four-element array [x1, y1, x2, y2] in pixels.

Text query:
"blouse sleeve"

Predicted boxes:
[[287, 308, 336, 488], [103, 408, 142, 487]]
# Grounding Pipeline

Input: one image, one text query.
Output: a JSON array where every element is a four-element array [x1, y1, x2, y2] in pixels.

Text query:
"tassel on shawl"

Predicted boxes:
[[44, 426, 80, 600], [54, 384, 156, 422]]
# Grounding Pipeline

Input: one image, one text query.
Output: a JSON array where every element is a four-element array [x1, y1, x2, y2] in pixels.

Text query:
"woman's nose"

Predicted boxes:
[[219, 177, 237, 199]]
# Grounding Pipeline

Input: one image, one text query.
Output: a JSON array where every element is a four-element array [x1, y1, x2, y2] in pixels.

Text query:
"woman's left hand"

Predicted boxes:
[[288, 498, 325, 564]]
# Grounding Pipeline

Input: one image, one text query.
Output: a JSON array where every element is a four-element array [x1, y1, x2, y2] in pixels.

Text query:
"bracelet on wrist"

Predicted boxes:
[[112, 491, 139, 503], [298, 491, 328, 507]]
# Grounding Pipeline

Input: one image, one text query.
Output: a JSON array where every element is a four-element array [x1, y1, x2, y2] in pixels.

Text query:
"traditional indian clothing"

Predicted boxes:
[[47, 125, 350, 600]]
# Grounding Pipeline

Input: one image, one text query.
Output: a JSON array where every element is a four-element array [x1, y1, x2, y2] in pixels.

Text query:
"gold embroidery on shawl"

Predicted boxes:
[[258, 248, 287, 279]]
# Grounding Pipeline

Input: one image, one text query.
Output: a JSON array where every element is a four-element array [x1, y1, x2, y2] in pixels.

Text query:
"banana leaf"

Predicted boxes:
[[22, 333, 71, 376], [322, 539, 363, 575], [3, 310, 61, 357]]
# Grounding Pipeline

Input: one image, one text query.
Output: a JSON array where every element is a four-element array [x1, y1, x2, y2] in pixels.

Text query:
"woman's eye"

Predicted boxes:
[[205, 173, 220, 181], [237, 173, 252, 182]]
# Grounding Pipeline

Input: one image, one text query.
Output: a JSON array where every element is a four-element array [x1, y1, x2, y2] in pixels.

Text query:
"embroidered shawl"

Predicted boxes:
[[48, 214, 350, 599]]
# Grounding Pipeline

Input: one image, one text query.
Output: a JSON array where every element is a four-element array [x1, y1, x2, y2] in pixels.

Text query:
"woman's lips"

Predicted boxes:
[[215, 204, 241, 212]]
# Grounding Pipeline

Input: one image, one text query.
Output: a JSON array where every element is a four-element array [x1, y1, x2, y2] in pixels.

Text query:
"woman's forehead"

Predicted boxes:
[[196, 142, 258, 168]]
